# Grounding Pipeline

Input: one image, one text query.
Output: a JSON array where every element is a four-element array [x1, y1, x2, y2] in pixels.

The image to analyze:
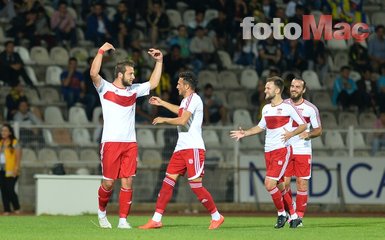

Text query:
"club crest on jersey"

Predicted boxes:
[[278, 160, 283, 165], [276, 108, 282, 115], [188, 159, 193, 164]]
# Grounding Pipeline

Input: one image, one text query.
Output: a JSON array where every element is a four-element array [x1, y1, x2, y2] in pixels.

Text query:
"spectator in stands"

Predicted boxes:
[[201, 83, 227, 125], [377, 64, 385, 113], [168, 25, 191, 59], [0, 123, 21, 216], [0, 40, 36, 88], [332, 66, 361, 111], [356, 67, 378, 113], [368, 25, 385, 71], [5, 80, 28, 121], [0, 0, 16, 19], [304, 38, 328, 86], [282, 39, 307, 72], [61, 57, 96, 120], [256, 35, 283, 76], [190, 26, 215, 71], [93, 113, 103, 143], [230, 0, 248, 35], [371, 112, 385, 156], [50, 1, 77, 47], [154, 66, 172, 97], [349, 39, 369, 73], [261, 0, 277, 22], [13, 99, 44, 146], [163, 45, 187, 80], [85, 2, 113, 47], [187, 10, 207, 35], [112, 1, 136, 49], [146, 0, 170, 46], [206, 10, 230, 50]]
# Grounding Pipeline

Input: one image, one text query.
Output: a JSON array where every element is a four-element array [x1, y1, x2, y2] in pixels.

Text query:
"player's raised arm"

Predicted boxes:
[[147, 48, 163, 90], [149, 96, 179, 114], [90, 42, 115, 88]]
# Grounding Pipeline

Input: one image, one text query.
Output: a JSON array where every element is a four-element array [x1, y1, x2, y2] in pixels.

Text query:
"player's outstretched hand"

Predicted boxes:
[[148, 48, 163, 62], [149, 96, 162, 106], [230, 127, 245, 141], [152, 117, 165, 125], [100, 42, 115, 52]]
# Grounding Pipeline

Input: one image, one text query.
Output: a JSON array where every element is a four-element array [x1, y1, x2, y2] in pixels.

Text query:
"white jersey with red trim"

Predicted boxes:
[[95, 79, 150, 143], [174, 93, 205, 151], [284, 98, 321, 155], [258, 102, 306, 152]]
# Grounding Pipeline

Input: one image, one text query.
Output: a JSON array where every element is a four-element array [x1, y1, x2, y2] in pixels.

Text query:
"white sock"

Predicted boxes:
[[152, 212, 162, 222], [211, 211, 220, 221], [119, 218, 127, 224], [98, 209, 106, 218], [278, 211, 286, 216], [291, 213, 298, 220]]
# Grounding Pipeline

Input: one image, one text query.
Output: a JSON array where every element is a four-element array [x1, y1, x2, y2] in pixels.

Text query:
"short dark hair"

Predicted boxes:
[[292, 78, 307, 89], [204, 83, 213, 90], [375, 25, 385, 32], [266, 76, 285, 93], [340, 66, 351, 72], [114, 60, 135, 78], [4, 40, 14, 47], [179, 71, 197, 90]]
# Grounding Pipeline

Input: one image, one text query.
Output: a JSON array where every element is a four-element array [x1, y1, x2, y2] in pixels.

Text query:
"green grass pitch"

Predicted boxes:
[[0, 215, 384, 240]]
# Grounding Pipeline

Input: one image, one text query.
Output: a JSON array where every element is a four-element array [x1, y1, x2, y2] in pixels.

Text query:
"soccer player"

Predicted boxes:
[[282, 78, 322, 228], [230, 76, 307, 228], [90, 42, 163, 229], [139, 72, 224, 230]]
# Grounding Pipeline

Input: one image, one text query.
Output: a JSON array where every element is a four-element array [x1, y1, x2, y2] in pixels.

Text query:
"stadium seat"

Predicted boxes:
[[311, 91, 334, 110], [40, 87, 61, 103], [45, 65, 63, 86], [43, 5, 54, 17], [214, 91, 229, 108], [240, 68, 259, 89], [141, 149, 162, 167], [220, 129, 235, 149], [137, 129, 157, 148], [205, 149, 224, 166], [371, 11, 385, 26], [204, 9, 219, 23], [311, 136, 325, 149], [233, 109, 254, 128], [227, 91, 248, 109], [325, 39, 348, 51], [347, 131, 369, 149], [52, 128, 73, 146], [24, 88, 40, 105], [302, 70, 322, 90], [155, 129, 165, 148], [166, 9, 183, 28], [72, 128, 94, 146], [24, 66, 41, 86], [331, 150, 348, 157], [76, 168, 91, 175], [67, 6, 78, 20], [69, 47, 89, 67], [59, 149, 79, 162], [15, 46, 34, 65], [349, 70, 361, 81], [92, 106, 102, 124], [358, 112, 377, 128], [198, 70, 220, 89], [332, 52, 349, 72], [76, 27, 94, 48], [79, 149, 100, 162], [44, 106, 66, 124], [50, 46, 70, 66], [30, 46, 52, 65], [38, 148, 59, 163], [320, 111, 338, 129], [338, 112, 358, 128], [218, 70, 240, 89], [202, 129, 221, 148], [69, 106, 89, 124], [217, 50, 241, 70], [22, 148, 38, 162], [240, 134, 263, 149], [183, 9, 195, 26], [324, 131, 345, 149]]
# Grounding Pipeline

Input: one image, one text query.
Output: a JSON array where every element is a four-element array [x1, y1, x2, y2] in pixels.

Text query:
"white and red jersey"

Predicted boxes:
[[95, 78, 150, 143], [284, 98, 321, 155], [174, 93, 205, 151], [258, 101, 305, 152]]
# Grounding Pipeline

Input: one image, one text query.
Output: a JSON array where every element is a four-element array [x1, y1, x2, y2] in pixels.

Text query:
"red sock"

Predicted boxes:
[[268, 187, 284, 212], [189, 181, 217, 214], [281, 188, 295, 215], [98, 185, 112, 211], [155, 176, 176, 214], [296, 190, 308, 218], [119, 188, 133, 218]]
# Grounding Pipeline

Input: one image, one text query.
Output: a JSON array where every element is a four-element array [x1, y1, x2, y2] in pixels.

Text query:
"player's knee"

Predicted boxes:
[[102, 180, 114, 190]]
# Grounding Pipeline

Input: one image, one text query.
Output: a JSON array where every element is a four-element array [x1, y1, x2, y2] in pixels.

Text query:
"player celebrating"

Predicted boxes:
[[283, 78, 322, 228], [230, 76, 307, 228], [139, 72, 224, 230], [90, 42, 163, 229]]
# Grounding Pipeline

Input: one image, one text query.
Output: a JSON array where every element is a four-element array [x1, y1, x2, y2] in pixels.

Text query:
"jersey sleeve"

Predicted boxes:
[[94, 78, 107, 94], [185, 94, 201, 114], [309, 106, 321, 128], [134, 82, 151, 98], [257, 105, 267, 129]]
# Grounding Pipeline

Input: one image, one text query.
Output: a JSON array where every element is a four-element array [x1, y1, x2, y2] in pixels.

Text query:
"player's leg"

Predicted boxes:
[[139, 151, 184, 229], [187, 149, 224, 229], [117, 143, 138, 229], [97, 142, 121, 228], [264, 146, 291, 228]]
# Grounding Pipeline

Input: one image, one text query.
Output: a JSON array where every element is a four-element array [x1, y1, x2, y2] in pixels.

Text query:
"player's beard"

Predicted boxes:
[[122, 76, 132, 87], [290, 92, 302, 102], [265, 92, 275, 102]]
